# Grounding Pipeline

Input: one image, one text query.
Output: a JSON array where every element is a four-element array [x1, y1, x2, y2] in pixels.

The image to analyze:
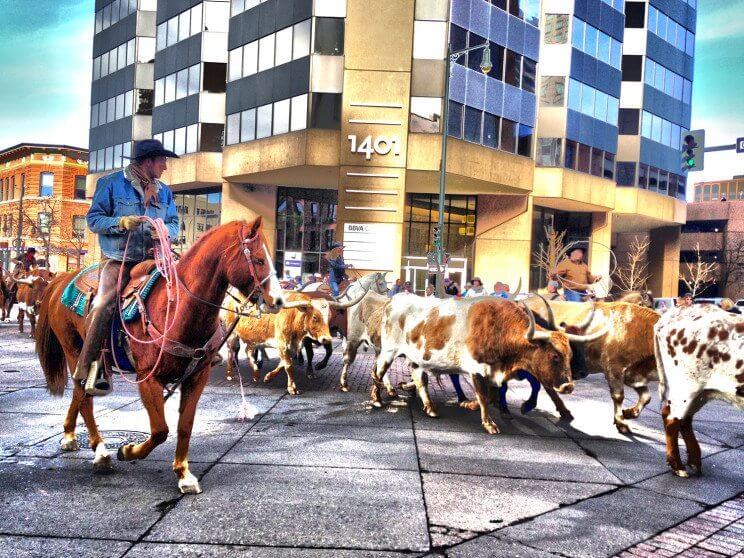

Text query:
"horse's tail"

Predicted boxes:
[[35, 277, 67, 397]]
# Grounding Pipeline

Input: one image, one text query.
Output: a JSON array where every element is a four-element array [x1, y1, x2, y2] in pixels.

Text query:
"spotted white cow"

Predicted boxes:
[[654, 304, 744, 477]]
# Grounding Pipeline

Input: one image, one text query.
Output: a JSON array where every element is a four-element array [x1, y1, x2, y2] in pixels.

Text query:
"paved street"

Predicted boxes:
[[0, 315, 742, 558]]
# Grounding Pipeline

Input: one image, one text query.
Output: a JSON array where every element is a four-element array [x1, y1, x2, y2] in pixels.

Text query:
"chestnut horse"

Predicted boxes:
[[35, 218, 284, 494]]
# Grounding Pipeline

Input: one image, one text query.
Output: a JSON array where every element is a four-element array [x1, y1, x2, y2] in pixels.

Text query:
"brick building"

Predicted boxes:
[[681, 191, 744, 300], [0, 143, 91, 272]]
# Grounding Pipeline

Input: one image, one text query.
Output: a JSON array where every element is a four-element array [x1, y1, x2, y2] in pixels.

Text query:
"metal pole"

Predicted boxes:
[[15, 175, 25, 259], [435, 49, 452, 298]]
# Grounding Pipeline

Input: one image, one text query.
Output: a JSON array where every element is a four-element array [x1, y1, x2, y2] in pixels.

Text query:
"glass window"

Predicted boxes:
[[584, 24, 598, 56], [568, 78, 581, 112], [648, 166, 659, 191], [105, 147, 113, 170], [188, 64, 200, 95], [685, 30, 694, 56], [580, 83, 594, 116], [505, 50, 521, 87], [598, 32, 610, 64], [522, 58, 536, 93], [683, 79, 692, 104], [157, 22, 167, 51], [638, 163, 648, 188], [508, 0, 520, 17], [115, 93, 124, 120], [450, 24, 467, 54], [107, 97, 116, 122], [231, 0, 244, 16], [590, 148, 603, 177], [673, 73, 683, 100], [603, 152, 615, 180], [577, 143, 591, 173], [594, 90, 608, 121], [163, 130, 174, 152], [273, 98, 290, 135], [651, 114, 662, 143], [174, 126, 186, 156], [607, 96, 618, 126], [75, 176, 87, 200], [155, 78, 164, 106], [314, 17, 344, 55], [644, 59, 655, 85], [447, 100, 463, 139], [229, 48, 242, 81], [618, 108, 639, 135], [240, 109, 256, 142], [241, 42, 257, 77], [661, 119, 672, 147], [186, 123, 198, 153], [611, 39, 622, 68], [616, 162, 635, 186], [40, 172, 54, 197], [226, 113, 240, 145], [91, 104, 98, 127], [482, 112, 499, 148], [176, 68, 188, 99], [293, 20, 311, 59], [537, 138, 561, 166], [664, 68, 675, 96], [256, 103, 273, 138], [545, 14, 569, 44], [99, 102, 107, 125], [95, 10, 103, 34], [641, 111, 651, 138], [672, 124, 681, 149], [410, 97, 442, 133], [178, 10, 190, 42], [540, 76, 565, 106], [658, 170, 668, 194], [413, 21, 447, 60], [204, 1, 229, 32], [275, 26, 293, 66], [258, 34, 275, 72], [500, 119, 517, 153], [191, 4, 202, 35], [167, 16, 178, 47], [466, 33, 487, 71], [127, 38, 135, 66], [623, 54, 643, 81], [523, 0, 539, 26], [165, 73, 176, 104], [118, 43, 127, 69], [647, 5, 657, 33], [517, 124, 533, 157], [625, 1, 645, 28], [101, 51, 109, 76], [463, 106, 482, 143], [291, 94, 308, 131], [103, 4, 111, 28], [572, 17, 585, 49], [657, 12, 668, 40]]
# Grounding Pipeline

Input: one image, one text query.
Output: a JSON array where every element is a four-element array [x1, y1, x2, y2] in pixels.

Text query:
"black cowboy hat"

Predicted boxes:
[[133, 139, 180, 161], [330, 241, 344, 249]]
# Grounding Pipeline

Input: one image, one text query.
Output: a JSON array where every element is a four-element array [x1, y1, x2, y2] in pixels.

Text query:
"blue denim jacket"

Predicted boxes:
[[87, 169, 179, 262]]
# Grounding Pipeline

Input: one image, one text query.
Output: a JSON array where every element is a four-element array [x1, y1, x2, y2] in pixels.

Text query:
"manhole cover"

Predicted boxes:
[[72, 430, 150, 450], [2, 370, 20, 374]]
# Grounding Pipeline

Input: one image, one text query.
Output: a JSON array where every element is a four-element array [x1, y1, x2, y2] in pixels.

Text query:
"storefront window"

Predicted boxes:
[[173, 191, 221, 254], [274, 187, 338, 281]]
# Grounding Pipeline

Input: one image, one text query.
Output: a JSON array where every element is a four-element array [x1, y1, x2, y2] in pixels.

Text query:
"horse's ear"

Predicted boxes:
[[248, 216, 263, 238]]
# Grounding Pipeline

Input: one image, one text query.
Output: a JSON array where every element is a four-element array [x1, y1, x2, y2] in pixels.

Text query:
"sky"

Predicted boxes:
[[0, 0, 741, 197]]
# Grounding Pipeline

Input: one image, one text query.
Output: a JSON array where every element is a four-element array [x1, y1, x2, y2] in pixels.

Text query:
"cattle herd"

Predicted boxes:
[[224, 271, 743, 479], [3, 265, 742, 479]]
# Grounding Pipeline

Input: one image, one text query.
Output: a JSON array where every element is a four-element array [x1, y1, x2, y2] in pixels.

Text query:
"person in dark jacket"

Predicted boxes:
[[72, 139, 180, 396], [326, 242, 352, 297]]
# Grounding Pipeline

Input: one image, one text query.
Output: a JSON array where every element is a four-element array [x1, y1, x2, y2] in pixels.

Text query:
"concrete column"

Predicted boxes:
[[647, 225, 681, 298], [220, 182, 277, 252], [589, 211, 612, 280], [474, 194, 532, 293]]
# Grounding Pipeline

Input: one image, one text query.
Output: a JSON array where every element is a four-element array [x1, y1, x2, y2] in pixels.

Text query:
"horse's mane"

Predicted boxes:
[[178, 219, 254, 263]]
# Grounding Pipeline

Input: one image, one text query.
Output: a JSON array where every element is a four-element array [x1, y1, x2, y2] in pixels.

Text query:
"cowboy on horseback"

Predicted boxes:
[[73, 139, 180, 396]]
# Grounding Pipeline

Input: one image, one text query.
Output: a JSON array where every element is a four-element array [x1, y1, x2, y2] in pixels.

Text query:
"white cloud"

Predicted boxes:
[[696, 3, 744, 42]]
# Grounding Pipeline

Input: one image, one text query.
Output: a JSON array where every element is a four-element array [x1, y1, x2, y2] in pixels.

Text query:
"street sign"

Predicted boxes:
[[737, 137, 744, 153]]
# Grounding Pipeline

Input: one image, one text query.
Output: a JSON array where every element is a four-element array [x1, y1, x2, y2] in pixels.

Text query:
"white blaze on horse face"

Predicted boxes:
[[261, 243, 284, 309]]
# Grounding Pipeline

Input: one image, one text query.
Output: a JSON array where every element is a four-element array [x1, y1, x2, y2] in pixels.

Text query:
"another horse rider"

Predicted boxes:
[[550, 247, 601, 302], [21, 247, 38, 271], [73, 139, 180, 396], [326, 241, 352, 297]]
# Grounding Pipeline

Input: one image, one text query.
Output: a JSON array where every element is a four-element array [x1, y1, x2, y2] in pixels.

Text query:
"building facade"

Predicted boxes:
[[87, 0, 693, 296], [693, 178, 744, 202], [0, 144, 91, 272], [681, 198, 744, 300]]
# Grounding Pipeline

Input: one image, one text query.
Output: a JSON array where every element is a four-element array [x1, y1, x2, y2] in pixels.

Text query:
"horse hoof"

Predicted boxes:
[[559, 412, 574, 423], [60, 438, 80, 452], [556, 382, 574, 395], [340, 385, 349, 393], [615, 422, 631, 434], [672, 468, 690, 478], [93, 456, 114, 474], [459, 400, 479, 411], [178, 472, 202, 495], [386, 388, 398, 398], [482, 422, 500, 435], [287, 387, 300, 395], [371, 400, 383, 408], [621, 408, 640, 420], [116, 444, 132, 461], [424, 407, 438, 418], [688, 464, 702, 477]]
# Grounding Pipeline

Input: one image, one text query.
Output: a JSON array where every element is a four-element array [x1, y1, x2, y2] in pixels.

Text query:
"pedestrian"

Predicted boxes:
[[719, 298, 741, 315], [74, 139, 180, 396], [461, 281, 473, 297], [545, 280, 564, 301], [325, 242, 352, 297], [389, 278, 403, 297], [491, 281, 507, 298], [425, 284, 435, 297], [551, 247, 601, 302], [677, 292, 693, 307], [444, 276, 459, 296], [465, 277, 486, 297], [403, 280, 414, 294]]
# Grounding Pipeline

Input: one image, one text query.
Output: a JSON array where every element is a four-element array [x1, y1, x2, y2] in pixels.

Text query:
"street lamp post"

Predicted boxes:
[[434, 42, 492, 297]]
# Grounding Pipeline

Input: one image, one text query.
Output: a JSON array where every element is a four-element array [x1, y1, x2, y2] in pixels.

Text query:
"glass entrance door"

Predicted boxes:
[[402, 255, 468, 295]]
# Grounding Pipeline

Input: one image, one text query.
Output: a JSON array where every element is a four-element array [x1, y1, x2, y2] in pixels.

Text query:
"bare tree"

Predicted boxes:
[[20, 198, 59, 265], [718, 234, 744, 296], [681, 242, 717, 298], [614, 236, 650, 292], [533, 226, 567, 283]]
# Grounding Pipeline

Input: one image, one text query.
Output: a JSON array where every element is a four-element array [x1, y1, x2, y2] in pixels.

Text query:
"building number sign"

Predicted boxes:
[[348, 135, 401, 160]]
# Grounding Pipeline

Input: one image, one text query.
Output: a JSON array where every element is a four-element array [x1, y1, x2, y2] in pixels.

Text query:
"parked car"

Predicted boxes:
[[695, 297, 723, 306], [736, 299, 744, 308], [654, 297, 677, 313]]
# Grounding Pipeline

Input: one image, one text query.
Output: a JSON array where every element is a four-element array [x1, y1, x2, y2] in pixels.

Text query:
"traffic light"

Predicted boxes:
[[681, 129, 705, 172], [433, 226, 441, 248]]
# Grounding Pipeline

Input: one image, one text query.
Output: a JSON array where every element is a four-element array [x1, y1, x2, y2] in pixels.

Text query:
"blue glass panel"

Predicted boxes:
[[641, 111, 652, 138], [597, 32, 610, 65], [654, 63, 665, 90], [568, 78, 582, 112], [594, 90, 607, 121], [572, 17, 585, 49], [610, 39, 621, 69], [645, 59, 655, 85], [648, 6, 657, 34], [584, 24, 598, 57], [607, 95, 618, 126], [580, 83, 594, 115]]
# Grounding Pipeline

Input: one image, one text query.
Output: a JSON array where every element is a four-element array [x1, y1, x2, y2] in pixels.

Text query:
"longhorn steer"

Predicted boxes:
[[526, 298, 660, 433], [15, 275, 50, 336], [655, 305, 744, 477], [373, 296, 606, 434]]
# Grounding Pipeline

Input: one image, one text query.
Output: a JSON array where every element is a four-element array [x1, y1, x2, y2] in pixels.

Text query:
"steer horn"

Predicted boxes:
[[333, 283, 353, 301], [521, 302, 553, 342], [535, 293, 557, 330], [561, 322, 610, 344], [15, 277, 34, 286], [571, 304, 597, 331], [506, 277, 522, 302], [329, 285, 369, 309], [280, 299, 312, 310]]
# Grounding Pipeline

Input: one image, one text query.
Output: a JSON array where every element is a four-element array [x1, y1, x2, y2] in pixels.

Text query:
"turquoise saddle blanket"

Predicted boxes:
[[60, 263, 162, 323]]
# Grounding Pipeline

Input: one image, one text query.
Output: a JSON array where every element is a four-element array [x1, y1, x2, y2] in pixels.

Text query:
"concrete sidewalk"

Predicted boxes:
[[0, 319, 742, 558]]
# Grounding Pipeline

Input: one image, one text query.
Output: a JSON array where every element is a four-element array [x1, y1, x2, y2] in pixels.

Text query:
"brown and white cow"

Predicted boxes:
[[525, 298, 660, 433], [224, 290, 363, 394], [16, 273, 52, 336], [372, 296, 607, 434], [655, 304, 744, 477]]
